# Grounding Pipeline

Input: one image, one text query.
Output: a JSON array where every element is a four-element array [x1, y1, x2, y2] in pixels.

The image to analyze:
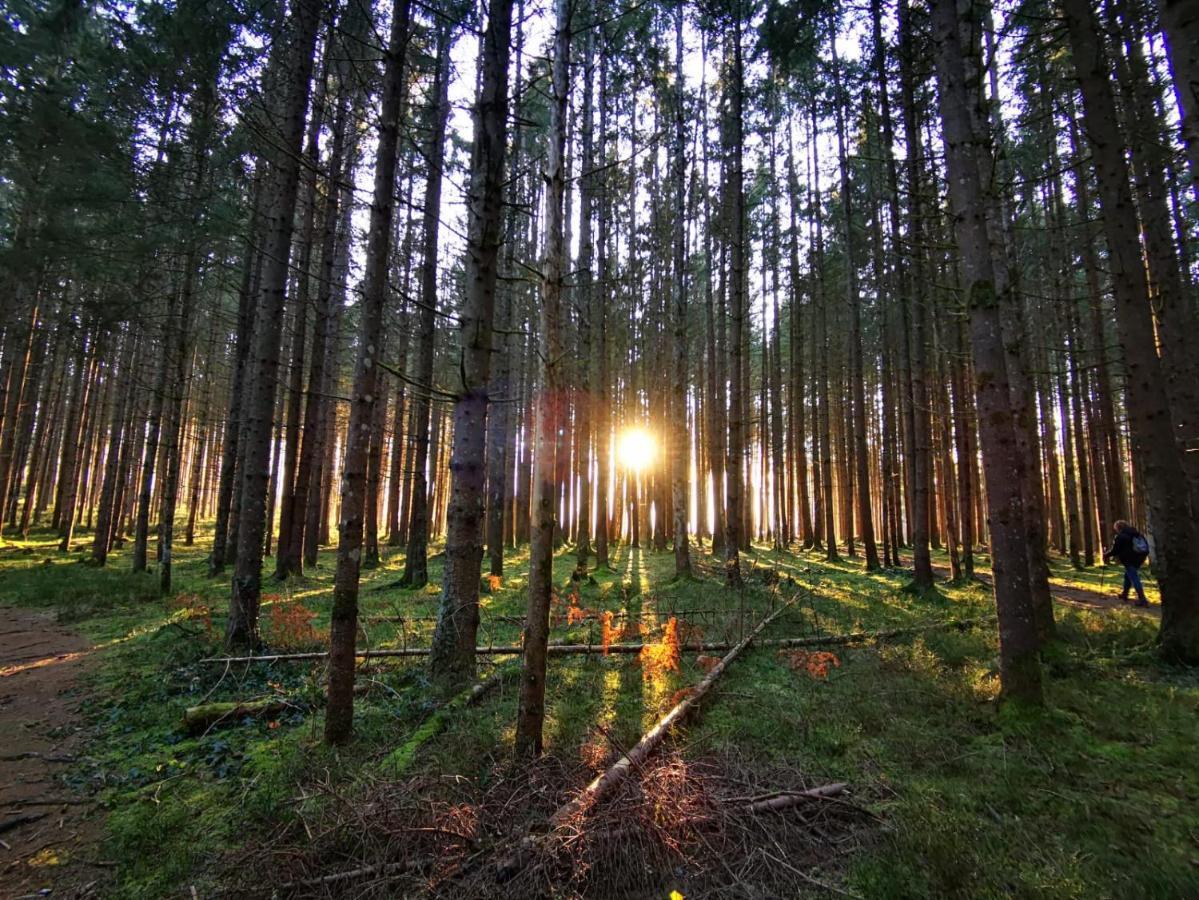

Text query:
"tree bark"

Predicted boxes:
[[400, 26, 452, 589], [671, 5, 691, 579], [723, 21, 745, 586], [1156, 0, 1199, 204], [930, 0, 1042, 704], [226, 0, 322, 647], [324, 0, 412, 744], [515, 0, 569, 757], [1063, 0, 1199, 662], [430, 0, 513, 693]]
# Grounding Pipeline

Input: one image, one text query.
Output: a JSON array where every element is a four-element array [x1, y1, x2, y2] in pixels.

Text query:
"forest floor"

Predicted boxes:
[[0, 528, 1196, 899], [0, 607, 107, 899]]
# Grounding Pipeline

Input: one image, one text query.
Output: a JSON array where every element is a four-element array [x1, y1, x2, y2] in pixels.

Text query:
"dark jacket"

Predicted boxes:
[[1106, 526, 1146, 568]]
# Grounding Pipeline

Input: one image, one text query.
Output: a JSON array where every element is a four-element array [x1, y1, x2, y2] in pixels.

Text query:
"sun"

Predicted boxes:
[[617, 426, 657, 473]]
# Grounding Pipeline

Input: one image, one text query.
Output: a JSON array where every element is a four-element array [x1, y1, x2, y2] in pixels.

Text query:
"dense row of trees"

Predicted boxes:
[[2, 0, 1197, 748]]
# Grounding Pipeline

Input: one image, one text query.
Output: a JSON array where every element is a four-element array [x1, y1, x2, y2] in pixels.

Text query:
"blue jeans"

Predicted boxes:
[[1122, 566, 1147, 603]]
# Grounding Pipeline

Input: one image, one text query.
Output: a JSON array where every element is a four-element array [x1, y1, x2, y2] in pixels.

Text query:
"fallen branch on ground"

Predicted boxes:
[[0, 751, 76, 763], [490, 596, 803, 882], [277, 857, 434, 891], [545, 595, 801, 830], [199, 616, 994, 665], [0, 813, 46, 835], [739, 782, 847, 813]]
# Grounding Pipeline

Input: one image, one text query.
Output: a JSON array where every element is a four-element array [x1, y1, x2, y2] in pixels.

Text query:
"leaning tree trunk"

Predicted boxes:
[[226, 0, 322, 647], [515, 0, 569, 757], [930, 0, 1042, 704], [429, 0, 513, 694]]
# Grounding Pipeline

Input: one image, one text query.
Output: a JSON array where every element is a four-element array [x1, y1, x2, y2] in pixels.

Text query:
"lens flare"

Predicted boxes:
[[617, 426, 656, 472]]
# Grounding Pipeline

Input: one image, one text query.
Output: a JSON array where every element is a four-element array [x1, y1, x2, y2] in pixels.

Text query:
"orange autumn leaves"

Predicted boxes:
[[265, 595, 325, 648], [640, 617, 681, 679], [169, 593, 214, 638], [168, 592, 324, 649], [777, 649, 841, 680]]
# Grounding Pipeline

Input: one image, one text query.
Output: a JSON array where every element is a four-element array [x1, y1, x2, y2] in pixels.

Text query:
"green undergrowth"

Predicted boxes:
[[1, 527, 1195, 898]]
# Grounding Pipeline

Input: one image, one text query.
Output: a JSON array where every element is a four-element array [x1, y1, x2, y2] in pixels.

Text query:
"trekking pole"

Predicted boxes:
[[1099, 559, 1107, 597]]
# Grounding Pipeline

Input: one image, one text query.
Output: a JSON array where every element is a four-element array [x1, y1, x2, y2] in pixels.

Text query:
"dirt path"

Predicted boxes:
[[0, 608, 105, 899], [932, 565, 1160, 619]]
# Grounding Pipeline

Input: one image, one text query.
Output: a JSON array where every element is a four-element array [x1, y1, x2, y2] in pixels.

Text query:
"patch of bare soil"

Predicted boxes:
[[0, 608, 106, 899]]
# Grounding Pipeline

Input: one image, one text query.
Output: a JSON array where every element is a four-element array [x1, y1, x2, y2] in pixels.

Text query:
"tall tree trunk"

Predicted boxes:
[[830, 16, 879, 571], [210, 172, 264, 576], [430, 0, 513, 693], [324, 0, 412, 744], [226, 0, 322, 647], [930, 0, 1042, 703], [1109, 3, 1199, 508], [899, 0, 932, 590], [1156, 0, 1199, 203], [671, 5, 691, 578], [56, 334, 91, 551], [723, 19, 745, 586], [286, 31, 361, 574], [593, 49, 612, 569], [91, 328, 136, 566], [786, 126, 812, 549], [132, 293, 172, 573], [0, 302, 38, 543], [400, 26, 452, 589], [1063, 0, 1199, 662], [516, 0, 569, 757]]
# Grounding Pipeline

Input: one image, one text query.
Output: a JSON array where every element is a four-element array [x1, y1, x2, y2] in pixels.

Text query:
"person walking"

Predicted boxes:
[[1103, 520, 1151, 607]]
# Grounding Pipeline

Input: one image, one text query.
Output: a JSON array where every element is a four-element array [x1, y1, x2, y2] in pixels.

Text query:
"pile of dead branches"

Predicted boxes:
[[234, 749, 876, 899]]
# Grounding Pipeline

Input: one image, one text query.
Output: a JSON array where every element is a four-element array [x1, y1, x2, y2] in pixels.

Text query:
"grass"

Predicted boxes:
[[1, 525, 1196, 898]]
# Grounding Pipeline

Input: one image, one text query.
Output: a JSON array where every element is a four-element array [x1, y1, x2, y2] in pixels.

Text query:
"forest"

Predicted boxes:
[[1, 0, 1198, 894]]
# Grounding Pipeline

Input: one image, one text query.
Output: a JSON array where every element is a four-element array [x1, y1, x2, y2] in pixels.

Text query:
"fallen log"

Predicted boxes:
[[182, 699, 290, 735], [198, 616, 994, 665]]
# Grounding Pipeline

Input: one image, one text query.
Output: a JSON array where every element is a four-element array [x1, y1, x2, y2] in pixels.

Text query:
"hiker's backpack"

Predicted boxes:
[[1131, 532, 1150, 564]]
